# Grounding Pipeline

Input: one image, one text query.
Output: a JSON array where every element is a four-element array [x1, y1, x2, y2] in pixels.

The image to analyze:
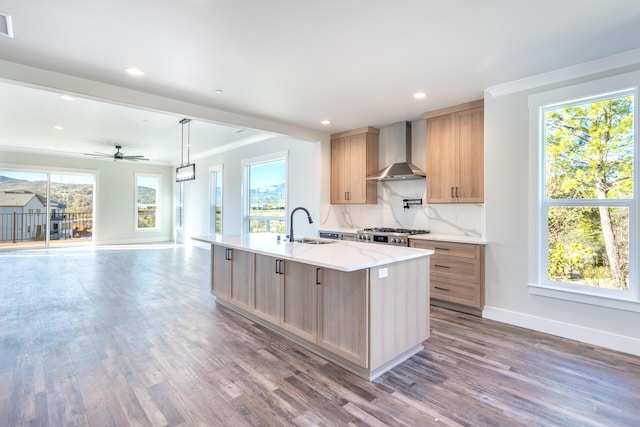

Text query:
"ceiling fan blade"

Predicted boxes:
[[84, 152, 112, 157], [122, 156, 149, 161]]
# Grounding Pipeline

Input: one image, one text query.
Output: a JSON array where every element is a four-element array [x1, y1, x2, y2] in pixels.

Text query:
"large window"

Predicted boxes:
[[242, 152, 287, 234], [209, 166, 223, 235], [135, 174, 160, 231], [532, 74, 638, 304]]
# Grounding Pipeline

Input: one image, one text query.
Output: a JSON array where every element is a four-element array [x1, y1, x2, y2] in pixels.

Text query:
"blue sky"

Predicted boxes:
[[250, 161, 285, 188]]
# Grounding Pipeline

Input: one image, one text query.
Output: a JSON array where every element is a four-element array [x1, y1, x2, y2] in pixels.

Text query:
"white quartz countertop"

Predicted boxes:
[[193, 233, 433, 272], [409, 233, 487, 245]]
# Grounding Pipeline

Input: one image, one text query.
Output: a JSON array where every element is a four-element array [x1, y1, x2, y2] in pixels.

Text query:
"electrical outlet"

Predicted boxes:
[[378, 268, 388, 279]]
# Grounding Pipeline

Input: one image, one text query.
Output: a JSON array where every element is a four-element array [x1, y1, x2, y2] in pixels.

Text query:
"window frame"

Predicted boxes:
[[241, 151, 288, 235], [135, 173, 160, 232], [528, 71, 640, 310]]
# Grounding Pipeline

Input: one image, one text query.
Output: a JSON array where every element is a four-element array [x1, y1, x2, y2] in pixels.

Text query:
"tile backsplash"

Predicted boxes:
[[320, 179, 484, 237]]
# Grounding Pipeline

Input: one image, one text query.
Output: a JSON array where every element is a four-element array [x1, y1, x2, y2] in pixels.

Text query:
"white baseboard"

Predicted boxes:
[[482, 306, 640, 357], [95, 236, 174, 246]]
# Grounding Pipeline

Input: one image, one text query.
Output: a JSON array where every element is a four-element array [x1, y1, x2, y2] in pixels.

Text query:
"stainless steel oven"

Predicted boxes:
[[356, 228, 430, 247]]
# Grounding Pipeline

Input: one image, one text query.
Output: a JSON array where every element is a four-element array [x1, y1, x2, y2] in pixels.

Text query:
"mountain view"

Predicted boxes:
[[250, 183, 286, 210], [0, 176, 93, 213]]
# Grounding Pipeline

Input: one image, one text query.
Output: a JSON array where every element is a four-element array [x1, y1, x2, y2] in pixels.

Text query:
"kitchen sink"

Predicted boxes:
[[293, 237, 337, 245]]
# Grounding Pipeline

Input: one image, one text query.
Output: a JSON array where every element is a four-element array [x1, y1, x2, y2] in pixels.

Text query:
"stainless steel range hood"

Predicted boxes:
[[366, 121, 426, 181]]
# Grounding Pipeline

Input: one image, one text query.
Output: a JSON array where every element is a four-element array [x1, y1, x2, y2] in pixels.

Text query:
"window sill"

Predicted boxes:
[[529, 283, 640, 313]]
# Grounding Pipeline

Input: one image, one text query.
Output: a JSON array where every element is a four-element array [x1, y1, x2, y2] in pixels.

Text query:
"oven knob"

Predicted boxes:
[[391, 238, 396, 243], [367, 236, 372, 241]]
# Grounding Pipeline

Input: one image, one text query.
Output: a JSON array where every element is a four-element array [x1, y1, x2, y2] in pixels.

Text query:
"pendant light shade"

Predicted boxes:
[[176, 118, 196, 182]]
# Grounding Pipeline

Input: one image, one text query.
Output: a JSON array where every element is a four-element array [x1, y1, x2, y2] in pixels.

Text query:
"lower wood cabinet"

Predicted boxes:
[[209, 244, 428, 380], [281, 260, 318, 343], [254, 254, 282, 324], [317, 268, 368, 367], [212, 246, 255, 309], [410, 239, 485, 315]]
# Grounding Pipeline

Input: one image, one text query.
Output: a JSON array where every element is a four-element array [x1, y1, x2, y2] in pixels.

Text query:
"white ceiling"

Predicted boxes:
[[1, 0, 640, 164]]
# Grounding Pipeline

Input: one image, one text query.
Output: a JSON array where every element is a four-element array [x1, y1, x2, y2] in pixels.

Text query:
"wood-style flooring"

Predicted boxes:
[[1, 244, 638, 426]]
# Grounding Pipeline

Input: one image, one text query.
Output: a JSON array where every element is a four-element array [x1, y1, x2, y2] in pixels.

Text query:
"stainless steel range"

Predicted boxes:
[[356, 227, 430, 247]]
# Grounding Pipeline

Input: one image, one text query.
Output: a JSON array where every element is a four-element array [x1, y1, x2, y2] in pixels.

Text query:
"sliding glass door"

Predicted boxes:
[[0, 169, 95, 248]]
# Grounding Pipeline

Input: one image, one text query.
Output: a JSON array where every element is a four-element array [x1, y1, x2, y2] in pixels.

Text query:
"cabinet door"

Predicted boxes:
[[212, 245, 231, 299], [347, 134, 367, 204], [330, 136, 349, 203], [230, 249, 254, 309], [427, 114, 457, 203], [254, 254, 282, 324], [317, 268, 368, 368], [281, 261, 317, 342], [457, 107, 484, 202]]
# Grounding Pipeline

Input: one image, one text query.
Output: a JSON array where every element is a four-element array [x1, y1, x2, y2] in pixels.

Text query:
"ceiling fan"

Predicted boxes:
[[84, 145, 149, 162]]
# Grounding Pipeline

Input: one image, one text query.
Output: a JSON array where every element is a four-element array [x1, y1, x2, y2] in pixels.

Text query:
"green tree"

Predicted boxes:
[[545, 96, 633, 289]]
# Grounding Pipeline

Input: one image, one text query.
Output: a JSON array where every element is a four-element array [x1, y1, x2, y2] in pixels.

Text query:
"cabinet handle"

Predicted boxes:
[[435, 247, 450, 251], [455, 187, 459, 198], [275, 259, 279, 274], [315, 267, 322, 285], [434, 286, 450, 291], [225, 248, 232, 260], [434, 264, 449, 269], [279, 259, 284, 275], [450, 186, 454, 198]]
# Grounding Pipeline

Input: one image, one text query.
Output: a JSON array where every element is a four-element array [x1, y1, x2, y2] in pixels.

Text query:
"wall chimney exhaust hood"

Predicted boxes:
[[366, 121, 426, 181]]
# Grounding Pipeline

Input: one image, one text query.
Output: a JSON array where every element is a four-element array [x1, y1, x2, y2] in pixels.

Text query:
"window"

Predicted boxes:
[[135, 174, 160, 231], [242, 152, 287, 234], [209, 166, 223, 235], [531, 72, 638, 304], [176, 182, 183, 230]]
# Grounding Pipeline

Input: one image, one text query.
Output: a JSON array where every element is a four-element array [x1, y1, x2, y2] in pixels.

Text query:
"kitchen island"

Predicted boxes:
[[193, 233, 433, 380]]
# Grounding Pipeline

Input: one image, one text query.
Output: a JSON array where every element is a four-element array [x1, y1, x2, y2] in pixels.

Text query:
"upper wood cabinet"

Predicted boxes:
[[331, 127, 379, 204], [425, 100, 484, 203]]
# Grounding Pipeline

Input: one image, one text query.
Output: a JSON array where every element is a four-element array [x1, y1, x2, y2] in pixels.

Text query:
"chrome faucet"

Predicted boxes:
[[289, 207, 313, 242]]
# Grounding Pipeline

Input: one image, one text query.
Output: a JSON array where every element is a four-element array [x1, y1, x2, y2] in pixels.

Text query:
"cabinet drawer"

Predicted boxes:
[[412, 240, 479, 259], [430, 256, 480, 283], [431, 277, 481, 308]]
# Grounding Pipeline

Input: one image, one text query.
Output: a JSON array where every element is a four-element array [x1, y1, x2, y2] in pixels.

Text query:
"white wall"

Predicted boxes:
[[180, 135, 322, 244], [0, 150, 174, 244], [320, 119, 485, 237], [484, 61, 640, 355]]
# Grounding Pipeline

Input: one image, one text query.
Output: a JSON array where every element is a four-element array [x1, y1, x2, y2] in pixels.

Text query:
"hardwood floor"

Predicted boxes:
[[1, 244, 638, 426]]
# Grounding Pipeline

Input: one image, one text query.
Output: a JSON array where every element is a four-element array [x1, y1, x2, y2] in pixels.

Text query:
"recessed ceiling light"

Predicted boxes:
[[124, 67, 145, 77], [414, 92, 426, 99], [60, 95, 75, 101], [54, 125, 64, 130], [321, 120, 331, 125], [215, 89, 224, 94]]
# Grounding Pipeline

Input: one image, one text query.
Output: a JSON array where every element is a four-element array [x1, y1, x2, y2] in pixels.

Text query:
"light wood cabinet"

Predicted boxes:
[[331, 127, 379, 204], [281, 261, 318, 342], [425, 100, 484, 203], [254, 254, 283, 324], [211, 246, 254, 309], [206, 241, 429, 380], [410, 239, 484, 316], [317, 268, 368, 367]]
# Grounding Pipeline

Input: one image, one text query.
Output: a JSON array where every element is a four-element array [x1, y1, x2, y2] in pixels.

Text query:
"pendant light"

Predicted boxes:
[[176, 118, 196, 182]]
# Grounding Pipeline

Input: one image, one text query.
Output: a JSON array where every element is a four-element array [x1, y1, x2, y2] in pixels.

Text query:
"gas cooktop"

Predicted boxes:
[[357, 228, 430, 246], [360, 227, 430, 235]]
